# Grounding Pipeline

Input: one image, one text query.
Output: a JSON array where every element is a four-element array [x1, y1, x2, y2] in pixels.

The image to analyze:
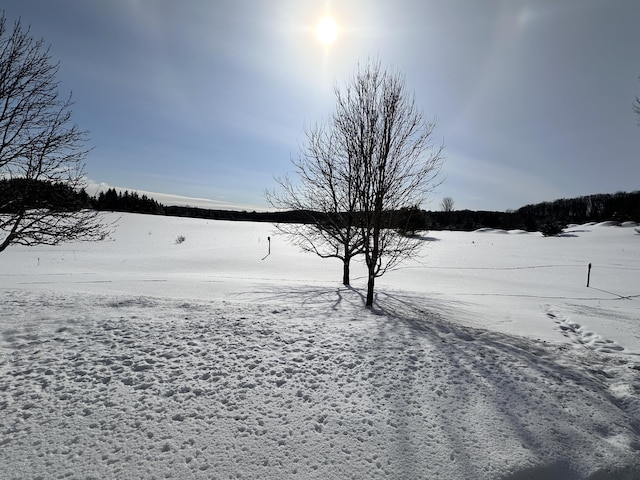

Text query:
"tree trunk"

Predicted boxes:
[[366, 273, 375, 307], [342, 259, 350, 286]]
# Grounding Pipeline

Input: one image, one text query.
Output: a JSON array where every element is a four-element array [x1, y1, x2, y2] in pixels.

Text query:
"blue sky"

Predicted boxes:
[[3, 0, 640, 211]]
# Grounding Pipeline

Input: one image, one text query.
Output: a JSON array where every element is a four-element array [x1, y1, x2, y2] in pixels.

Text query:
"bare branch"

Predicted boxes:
[[0, 12, 109, 252], [267, 59, 444, 302], [334, 59, 444, 305], [266, 119, 364, 285]]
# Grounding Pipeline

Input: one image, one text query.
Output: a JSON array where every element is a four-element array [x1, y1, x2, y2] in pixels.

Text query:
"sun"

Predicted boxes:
[[315, 16, 338, 45]]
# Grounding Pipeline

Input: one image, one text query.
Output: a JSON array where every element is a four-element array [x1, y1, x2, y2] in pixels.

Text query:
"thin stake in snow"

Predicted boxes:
[[262, 237, 271, 260], [587, 262, 592, 287]]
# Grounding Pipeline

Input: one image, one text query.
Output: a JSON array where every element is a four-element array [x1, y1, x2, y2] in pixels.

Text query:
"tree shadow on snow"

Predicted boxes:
[[369, 291, 640, 480], [240, 284, 640, 479]]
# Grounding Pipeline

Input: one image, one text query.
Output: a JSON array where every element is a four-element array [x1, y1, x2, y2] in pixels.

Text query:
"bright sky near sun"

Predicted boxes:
[[2, 0, 640, 211]]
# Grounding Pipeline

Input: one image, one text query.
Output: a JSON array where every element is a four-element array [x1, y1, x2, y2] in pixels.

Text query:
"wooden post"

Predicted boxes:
[[268, 236, 271, 255], [586, 263, 591, 287]]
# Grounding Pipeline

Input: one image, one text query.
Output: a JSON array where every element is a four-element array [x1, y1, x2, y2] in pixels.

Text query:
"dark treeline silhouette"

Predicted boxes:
[[515, 191, 640, 227], [425, 191, 640, 231], [424, 209, 523, 231], [159, 192, 640, 232], [92, 188, 164, 215], [0, 178, 91, 212], [162, 205, 315, 224], [2, 179, 639, 231]]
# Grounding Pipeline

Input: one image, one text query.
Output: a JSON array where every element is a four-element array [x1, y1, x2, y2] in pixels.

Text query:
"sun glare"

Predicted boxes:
[[316, 16, 338, 45]]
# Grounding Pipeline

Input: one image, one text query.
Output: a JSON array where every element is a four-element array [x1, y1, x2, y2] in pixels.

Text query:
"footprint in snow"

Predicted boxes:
[[544, 306, 625, 354]]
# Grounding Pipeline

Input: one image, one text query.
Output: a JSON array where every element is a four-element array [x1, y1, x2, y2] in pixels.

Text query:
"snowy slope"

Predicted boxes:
[[1, 213, 639, 479]]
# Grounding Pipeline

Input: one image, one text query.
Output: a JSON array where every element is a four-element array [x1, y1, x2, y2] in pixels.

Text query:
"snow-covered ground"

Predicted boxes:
[[1, 213, 639, 479]]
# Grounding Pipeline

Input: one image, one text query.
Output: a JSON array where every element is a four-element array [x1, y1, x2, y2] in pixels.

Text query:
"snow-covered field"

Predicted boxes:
[[1, 213, 639, 479]]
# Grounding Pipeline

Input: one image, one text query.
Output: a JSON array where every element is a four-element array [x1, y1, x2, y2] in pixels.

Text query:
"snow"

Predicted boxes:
[[1, 213, 639, 479]]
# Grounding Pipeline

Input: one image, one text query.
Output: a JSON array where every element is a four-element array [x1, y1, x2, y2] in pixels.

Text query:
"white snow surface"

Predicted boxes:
[[1, 213, 639, 479]]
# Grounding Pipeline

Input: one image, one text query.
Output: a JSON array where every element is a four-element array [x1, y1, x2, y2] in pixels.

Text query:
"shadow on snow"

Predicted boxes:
[[242, 284, 640, 480]]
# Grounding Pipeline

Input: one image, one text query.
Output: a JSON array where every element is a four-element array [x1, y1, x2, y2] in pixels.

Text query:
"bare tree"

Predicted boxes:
[[268, 60, 443, 305], [440, 196, 455, 212], [0, 13, 109, 252], [334, 60, 443, 306], [266, 122, 363, 285]]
